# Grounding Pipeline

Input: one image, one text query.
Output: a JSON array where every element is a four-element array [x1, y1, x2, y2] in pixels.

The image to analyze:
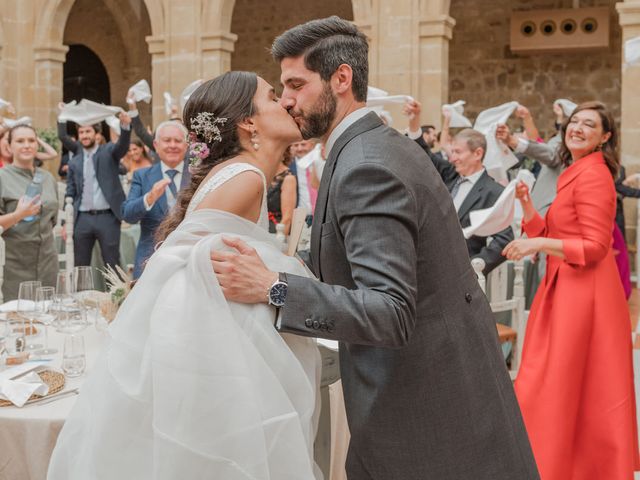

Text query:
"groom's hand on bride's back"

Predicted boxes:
[[211, 237, 278, 304]]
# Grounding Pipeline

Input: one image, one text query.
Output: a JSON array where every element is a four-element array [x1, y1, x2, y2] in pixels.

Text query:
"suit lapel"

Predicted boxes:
[[76, 153, 85, 196], [310, 112, 383, 279], [456, 172, 488, 222]]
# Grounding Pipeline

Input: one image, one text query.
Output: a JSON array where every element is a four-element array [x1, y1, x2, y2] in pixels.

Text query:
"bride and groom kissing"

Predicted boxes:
[[48, 16, 540, 480]]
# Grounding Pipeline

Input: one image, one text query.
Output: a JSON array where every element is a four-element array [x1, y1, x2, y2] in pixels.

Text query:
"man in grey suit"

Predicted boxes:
[[59, 113, 131, 270], [212, 17, 539, 479], [496, 124, 562, 216]]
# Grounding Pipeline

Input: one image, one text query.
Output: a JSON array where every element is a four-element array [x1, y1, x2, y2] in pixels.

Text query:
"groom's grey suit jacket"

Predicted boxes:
[[279, 112, 539, 479]]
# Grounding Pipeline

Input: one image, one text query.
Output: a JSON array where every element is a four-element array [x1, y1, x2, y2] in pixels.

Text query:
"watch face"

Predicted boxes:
[[270, 282, 288, 307]]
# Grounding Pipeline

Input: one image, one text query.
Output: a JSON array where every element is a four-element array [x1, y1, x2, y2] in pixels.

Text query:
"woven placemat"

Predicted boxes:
[[0, 370, 66, 407]]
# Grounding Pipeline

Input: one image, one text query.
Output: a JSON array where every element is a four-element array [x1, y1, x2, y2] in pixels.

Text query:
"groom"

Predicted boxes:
[[212, 16, 539, 479]]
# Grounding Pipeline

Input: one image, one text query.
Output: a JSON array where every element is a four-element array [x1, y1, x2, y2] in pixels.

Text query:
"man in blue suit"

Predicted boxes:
[[121, 121, 190, 278], [59, 113, 132, 270]]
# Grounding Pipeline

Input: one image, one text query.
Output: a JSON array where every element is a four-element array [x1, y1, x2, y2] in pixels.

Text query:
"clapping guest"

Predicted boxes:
[[121, 121, 189, 278], [58, 113, 131, 271], [504, 101, 640, 478], [0, 125, 59, 300], [267, 148, 296, 234]]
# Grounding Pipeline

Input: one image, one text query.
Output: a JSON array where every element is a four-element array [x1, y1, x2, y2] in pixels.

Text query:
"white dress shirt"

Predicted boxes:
[[325, 107, 371, 159], [79, 144, 111, 211], [143, 161, 185, 210], [453, 168, 485, 212]]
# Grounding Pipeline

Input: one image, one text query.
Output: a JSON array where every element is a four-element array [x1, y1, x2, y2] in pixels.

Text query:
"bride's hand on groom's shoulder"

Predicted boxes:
[[210, 236, 278, 304]]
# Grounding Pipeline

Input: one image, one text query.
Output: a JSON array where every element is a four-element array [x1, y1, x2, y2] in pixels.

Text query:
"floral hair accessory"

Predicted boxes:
[[188, 141, 210, 173], [190, 112, 227, 144]]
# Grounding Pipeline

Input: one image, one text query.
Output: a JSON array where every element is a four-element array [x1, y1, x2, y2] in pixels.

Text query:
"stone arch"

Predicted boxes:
[[35, 0, 164, 49]]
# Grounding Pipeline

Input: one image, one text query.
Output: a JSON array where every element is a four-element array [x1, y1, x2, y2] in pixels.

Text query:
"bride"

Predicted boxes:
[[47, 72, 321, 480]]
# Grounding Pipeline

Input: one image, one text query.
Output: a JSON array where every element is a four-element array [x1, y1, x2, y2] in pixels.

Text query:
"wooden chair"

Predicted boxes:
[[54, 198, 74, 271], [472, 257, 527, 380]]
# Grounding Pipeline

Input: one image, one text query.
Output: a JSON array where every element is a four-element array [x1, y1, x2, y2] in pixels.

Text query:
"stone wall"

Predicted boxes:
[[63, 0, 153, 126], [449, 0, 621, 138], [230, 0, 354, 90]]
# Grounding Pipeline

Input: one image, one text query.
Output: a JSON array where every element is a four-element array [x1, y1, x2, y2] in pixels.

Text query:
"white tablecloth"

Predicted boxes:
[[0, 325, 107, 480]]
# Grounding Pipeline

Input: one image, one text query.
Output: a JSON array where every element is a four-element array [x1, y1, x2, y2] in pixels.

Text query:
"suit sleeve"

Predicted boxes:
[[524, 136, 561, 168], [109, 126, 131, 163], [562, 170, 616, 266], [278, 163, 418, 348], [132, 115, 155, 151], [472, 226, 514, 275], [57, 121, 81, 154], [414, 136, 458, 185], [65, 161, 77, 201], [121, 170, 148, 224]]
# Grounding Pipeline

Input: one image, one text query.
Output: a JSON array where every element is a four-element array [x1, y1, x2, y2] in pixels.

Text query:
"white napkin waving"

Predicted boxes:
[[0, 364, 50, 407], [163, 92, 175, 116], [366, 86, 413, 107], [474, 101, 520, 183], [442, 100, 472, 128], [463, 169, 536, 239], [127, 80, 152, 104], [180, 80, 204, 110], [105, 116, 121, 135], [553, 99, 577, 118], [2, 116, 32, 128], [59, 99, 122, 126], [624, 36, 640, 68]]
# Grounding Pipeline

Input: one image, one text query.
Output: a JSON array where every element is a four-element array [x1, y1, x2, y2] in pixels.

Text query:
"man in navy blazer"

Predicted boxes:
[[121, 121, 190, 278], [59, 113, 132, 270]]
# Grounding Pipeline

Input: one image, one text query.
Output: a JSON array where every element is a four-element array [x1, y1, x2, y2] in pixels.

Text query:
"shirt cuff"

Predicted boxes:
[[143, 193, 153, 211], [515, 137, 529, 154], [128, 109, 139, 118], [407, 128, 422, 140], [120, 123, 131, 131]]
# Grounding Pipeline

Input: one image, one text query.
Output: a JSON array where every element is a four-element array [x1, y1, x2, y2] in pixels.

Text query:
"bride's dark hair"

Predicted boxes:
[[155, 71, 258, 243]]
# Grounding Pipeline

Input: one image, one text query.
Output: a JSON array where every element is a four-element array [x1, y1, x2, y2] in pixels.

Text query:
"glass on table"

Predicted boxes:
[[56, 270, 73, 295], [62, 335, 85, 378], [73, 266, 99, 325], [17, 280, 42, 350], [52, 294, 88, 334], [34, 286, 58, 355]]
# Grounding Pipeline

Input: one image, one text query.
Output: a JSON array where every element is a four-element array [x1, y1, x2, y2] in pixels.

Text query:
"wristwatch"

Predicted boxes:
[[267, 274, 288, 308]]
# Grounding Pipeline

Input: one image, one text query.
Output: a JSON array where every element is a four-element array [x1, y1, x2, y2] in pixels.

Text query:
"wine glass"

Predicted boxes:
[[73, 266, 99, 325], [17, 280, 42, 350], [52, 294, 88, 334], [34, 287, 58, 355]]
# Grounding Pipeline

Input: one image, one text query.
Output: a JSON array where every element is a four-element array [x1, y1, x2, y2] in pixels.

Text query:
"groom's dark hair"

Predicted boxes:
[[271, 16, 369, 102]]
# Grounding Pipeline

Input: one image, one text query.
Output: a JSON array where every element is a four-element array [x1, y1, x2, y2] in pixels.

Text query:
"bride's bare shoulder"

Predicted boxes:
[[193, 168, 264, 222]]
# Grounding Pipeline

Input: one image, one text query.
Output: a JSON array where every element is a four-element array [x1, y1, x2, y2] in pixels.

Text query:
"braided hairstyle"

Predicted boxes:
[[155, 71, 258, 243]]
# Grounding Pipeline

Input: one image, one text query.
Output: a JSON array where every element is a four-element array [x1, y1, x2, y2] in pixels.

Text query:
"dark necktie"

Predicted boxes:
[[449, 176, 468, 200], [166, 169, 179, 198]]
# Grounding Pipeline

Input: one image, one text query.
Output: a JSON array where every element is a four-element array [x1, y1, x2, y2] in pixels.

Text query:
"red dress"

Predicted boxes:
[[516, 152, 640, 479]]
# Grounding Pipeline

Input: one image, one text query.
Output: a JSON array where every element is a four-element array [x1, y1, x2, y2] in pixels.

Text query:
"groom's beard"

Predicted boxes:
[[299, 83, 337, 140]]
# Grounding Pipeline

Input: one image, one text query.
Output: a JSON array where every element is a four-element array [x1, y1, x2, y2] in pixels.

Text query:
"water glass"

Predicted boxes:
[[62, 335, 85, 377], [56, 270, 73, 295], [35, 287, 58, 355], [73, 266, 94, 294], [52, 294, 88, 334], [18, 280, 42, 350]]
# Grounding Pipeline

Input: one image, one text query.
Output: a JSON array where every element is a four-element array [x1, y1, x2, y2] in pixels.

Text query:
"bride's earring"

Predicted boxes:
[[251, 131, 260, 151]]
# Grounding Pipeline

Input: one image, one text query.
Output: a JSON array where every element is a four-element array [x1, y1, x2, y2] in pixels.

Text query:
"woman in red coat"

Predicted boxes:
[[503, 101, 639, 479]]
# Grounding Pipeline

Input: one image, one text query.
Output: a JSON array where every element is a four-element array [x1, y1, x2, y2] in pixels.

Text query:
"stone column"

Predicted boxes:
[[200, 32, 237, 81], [33, 45, 68, 128], [417, 15, 456, 127], [616, 1, 640, 253], [147, 35, 168, 126]]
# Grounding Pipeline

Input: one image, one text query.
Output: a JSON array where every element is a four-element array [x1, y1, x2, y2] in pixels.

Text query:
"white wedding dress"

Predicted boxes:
[[48, 163, 321, 480]]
